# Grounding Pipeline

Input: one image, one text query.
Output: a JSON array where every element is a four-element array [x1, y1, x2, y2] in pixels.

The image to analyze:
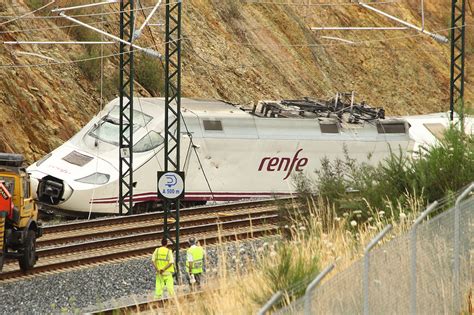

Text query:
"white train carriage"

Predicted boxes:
[[26, 97, 465, 215]]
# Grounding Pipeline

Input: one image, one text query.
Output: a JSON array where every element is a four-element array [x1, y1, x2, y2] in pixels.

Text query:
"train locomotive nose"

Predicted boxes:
[[37, 176, 73, 205]]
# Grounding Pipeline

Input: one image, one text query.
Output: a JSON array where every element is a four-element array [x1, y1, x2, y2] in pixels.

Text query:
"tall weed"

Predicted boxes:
[[312, 125, 473, 220]]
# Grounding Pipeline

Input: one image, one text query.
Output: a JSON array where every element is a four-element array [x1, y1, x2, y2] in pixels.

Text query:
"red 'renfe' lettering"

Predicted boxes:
[[258, 149, 309, 180]]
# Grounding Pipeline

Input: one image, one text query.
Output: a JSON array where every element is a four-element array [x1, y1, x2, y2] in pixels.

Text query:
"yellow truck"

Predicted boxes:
[[0, 153, 42, 272]]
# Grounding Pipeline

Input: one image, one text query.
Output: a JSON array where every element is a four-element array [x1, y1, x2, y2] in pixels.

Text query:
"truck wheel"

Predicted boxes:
[[19, 230, 36, 271]]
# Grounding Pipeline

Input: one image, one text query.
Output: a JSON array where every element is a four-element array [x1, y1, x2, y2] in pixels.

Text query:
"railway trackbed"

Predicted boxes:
[[88, 290, 206, 315], [0, 199, 288, 282]]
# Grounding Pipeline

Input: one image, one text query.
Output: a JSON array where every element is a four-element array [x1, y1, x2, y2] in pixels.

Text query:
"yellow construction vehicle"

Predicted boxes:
[[0, 153, 42, 272]]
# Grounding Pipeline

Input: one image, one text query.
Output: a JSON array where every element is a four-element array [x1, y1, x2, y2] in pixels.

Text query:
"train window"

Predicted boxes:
[[89, 118, 140, 145], [63, 151, 93, 166], [133, 131, 165, 153], [320, 123, 339, 133], [109, 106, 153, 127], [88, 106, 152, 145], [376, 122, 407, 134], [203, 120, 223, 131]]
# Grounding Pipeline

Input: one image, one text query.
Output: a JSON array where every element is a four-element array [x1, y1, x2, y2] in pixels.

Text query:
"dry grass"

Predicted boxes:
[[146, 193, 425, 314]]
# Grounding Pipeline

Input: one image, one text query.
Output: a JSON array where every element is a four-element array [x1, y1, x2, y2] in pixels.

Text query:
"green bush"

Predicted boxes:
[[78, 50, 101, 81], [24, 0, 43, 10], [100, 72, 120, 102], [71, 28, 107, 82], [254, 242, 320, 305], [135, 55, 165, 96], [312, 125, 473, 220], [70, 28, 101, 54]]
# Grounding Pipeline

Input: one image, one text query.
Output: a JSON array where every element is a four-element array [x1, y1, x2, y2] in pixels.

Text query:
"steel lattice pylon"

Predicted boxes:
[[449, 0, 466, 121], [163, 0, 182, 277], [119, 0, 135, 215]]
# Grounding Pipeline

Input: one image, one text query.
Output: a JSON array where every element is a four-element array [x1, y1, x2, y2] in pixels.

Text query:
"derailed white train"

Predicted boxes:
[[26, 97, 469, 215]]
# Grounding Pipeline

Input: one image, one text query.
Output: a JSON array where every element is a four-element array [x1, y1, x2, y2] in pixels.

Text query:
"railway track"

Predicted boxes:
[[0, 199, 287, 282]]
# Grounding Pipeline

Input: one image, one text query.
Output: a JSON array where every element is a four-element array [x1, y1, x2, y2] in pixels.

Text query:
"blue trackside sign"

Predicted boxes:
[[157, 171, 185, 200]]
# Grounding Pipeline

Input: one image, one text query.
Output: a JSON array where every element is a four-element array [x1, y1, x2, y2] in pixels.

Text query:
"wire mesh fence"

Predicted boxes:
[[275, 191, 473, 314]]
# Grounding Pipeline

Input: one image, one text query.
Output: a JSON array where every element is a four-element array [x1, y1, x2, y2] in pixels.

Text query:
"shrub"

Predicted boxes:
[[70, 28, 101, 54], [78, 50, 101, 81], [311, 124, 473, 221], [135, 55, 165, 96], [253, 242, 320, 306], [24, 0, 43, 10], [100, 72, 120, 102]]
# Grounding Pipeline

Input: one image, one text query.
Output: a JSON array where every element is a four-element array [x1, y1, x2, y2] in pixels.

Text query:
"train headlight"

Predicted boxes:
[[76, 172, 110, 185], [36, 153, 52, 167]]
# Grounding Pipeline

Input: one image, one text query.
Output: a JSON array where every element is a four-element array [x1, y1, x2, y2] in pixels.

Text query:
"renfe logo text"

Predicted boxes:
[[258, 149, 308, 180]]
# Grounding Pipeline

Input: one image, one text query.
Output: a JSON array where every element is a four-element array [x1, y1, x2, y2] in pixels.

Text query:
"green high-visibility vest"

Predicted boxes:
[[186, 246, 204, 274], [153, 246, 175, 274]]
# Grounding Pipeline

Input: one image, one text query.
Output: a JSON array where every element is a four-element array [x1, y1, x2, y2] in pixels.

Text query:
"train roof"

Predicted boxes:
[[96, 97, 410, 142], [129, 97, 246, 115], [129, 96, 390, 123]]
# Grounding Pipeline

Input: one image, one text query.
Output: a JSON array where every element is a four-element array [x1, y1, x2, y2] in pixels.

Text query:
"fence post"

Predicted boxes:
[[454, 182, 474, 313], [304, 263, 335, 315], [363, 224, 392, 315], [409, 201, 438, 315], [257, 291, 283, 315]]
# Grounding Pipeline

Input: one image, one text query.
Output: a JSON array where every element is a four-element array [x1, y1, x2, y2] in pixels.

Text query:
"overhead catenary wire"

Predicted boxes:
[[51, 0, 118, 13], [133, 0, 163, 40], [0, 23, 467, 70], [0, 20, 108, 35], [4, 41, 114, 45], [357, 1, 448, 43], [311, 27, 408, 31], [0, 3, 177, 20], [177, 22, 466, 72], [0, 0, 55, 27], [58, 11, 161, 58], [320, 36, 355, 44], [13, 51, 58, 62], [243, 0, 399, 7]]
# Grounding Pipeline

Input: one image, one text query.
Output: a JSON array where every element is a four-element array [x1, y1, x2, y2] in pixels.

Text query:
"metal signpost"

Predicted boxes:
[[118, 0, 135, 215], [449, 0, 466, 121], [160, 0, 183, 279]]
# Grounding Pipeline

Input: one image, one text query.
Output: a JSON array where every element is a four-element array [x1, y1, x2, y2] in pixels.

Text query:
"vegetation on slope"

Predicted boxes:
[[311, 124, 473, 222], [0, 1, 473, 161]]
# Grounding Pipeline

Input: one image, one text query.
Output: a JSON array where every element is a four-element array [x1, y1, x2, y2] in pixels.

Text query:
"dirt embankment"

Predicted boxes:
[[0, 0, 472, 162]]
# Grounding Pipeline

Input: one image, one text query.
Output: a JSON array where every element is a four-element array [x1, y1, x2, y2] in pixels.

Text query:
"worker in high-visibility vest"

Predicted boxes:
[[186, 237, 205, 288], [152, 238, 175, 299]]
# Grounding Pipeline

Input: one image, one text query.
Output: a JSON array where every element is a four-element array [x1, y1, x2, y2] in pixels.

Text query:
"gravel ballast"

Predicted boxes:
[[0, 237, 279, 314]]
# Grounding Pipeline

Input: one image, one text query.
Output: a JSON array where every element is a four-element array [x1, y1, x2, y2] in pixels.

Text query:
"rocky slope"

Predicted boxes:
[[0, 0, 472, 162]]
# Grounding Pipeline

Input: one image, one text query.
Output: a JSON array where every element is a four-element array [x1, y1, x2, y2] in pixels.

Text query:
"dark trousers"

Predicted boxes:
[[188, 273, 202, 287]]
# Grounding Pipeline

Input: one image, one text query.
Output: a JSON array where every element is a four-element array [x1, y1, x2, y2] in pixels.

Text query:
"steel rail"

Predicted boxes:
[[0, 224, 277, 282], [36, 214, 278, 257], [42, 198, 290, 234], [0, 213, 279, 281], [38, 207, 278, 247]]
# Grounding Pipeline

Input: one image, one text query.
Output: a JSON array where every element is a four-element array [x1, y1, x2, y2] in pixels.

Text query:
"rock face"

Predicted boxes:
[[0, 1, 472, 163]]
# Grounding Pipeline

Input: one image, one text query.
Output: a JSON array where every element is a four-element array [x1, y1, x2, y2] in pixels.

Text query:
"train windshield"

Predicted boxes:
[[133, 131, 165, 153], [88, 106, 153, 145]]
